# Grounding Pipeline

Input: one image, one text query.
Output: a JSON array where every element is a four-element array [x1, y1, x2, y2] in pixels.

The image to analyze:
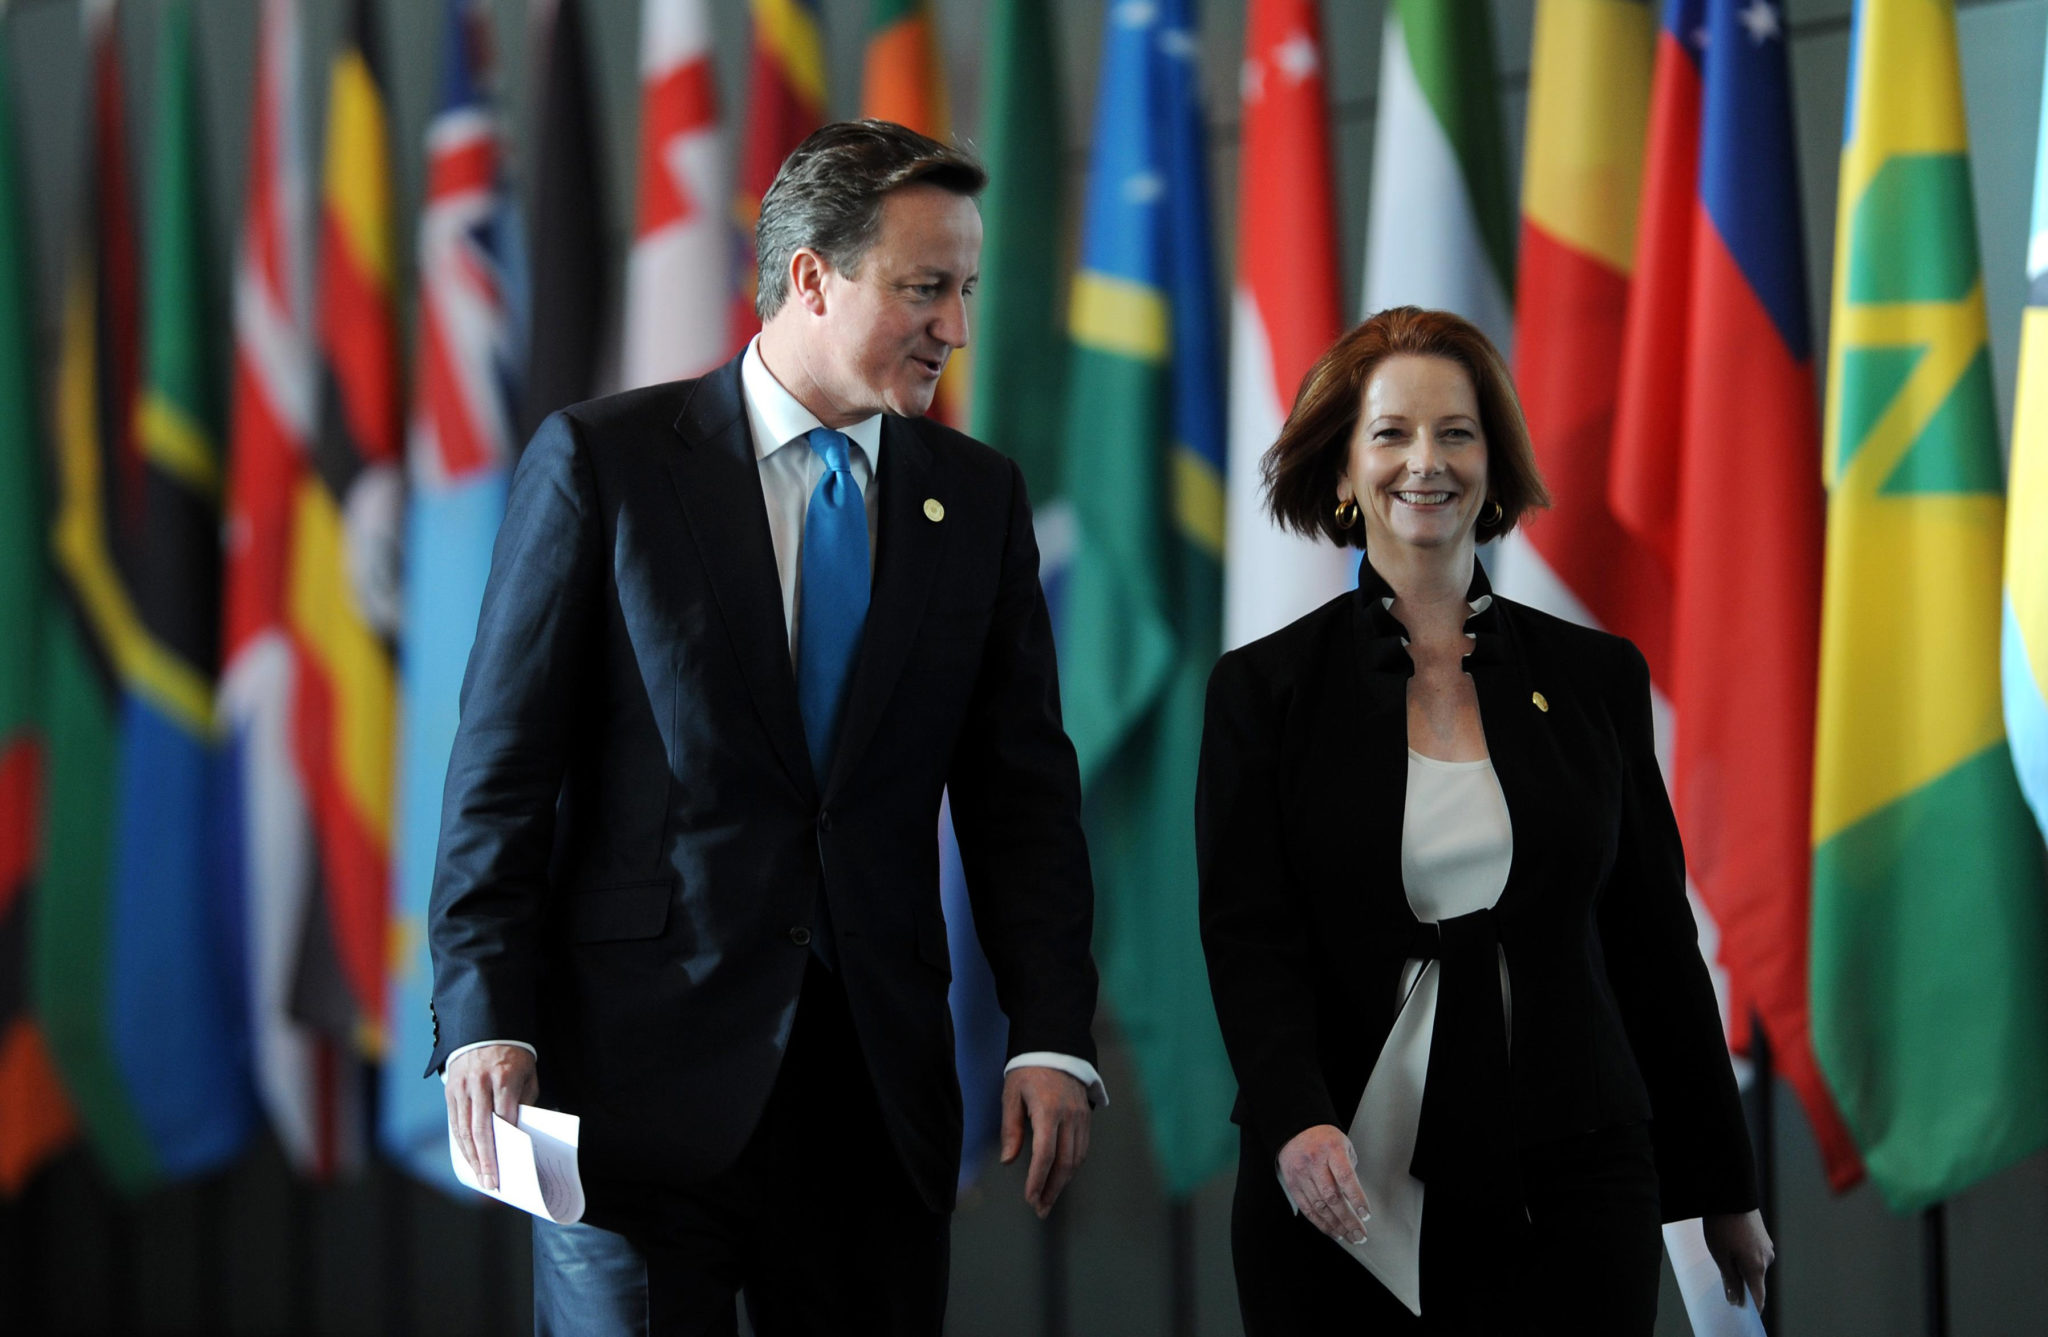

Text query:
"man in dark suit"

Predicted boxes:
[[426, 121, 1102, 1335]]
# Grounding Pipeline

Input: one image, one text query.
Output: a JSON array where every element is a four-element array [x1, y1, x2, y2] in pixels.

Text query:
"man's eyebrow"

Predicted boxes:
[[896, 266, 980, 285]]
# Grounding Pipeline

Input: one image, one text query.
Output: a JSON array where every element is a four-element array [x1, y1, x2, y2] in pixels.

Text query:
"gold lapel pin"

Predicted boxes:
[[1532, 691, 1549, 713], [924, 498, 945, 522]]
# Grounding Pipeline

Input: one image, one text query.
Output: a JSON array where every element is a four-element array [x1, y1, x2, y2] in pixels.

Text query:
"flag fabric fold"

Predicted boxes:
[[861, 0, 967, 425], [1494, 0, 1665, 669], [733, 0, 825, 348], [1813, 0, 2048, 1212], [296, 0, 403, 1059], [946, 0, 1071, 1186], [621, 0, 728, 391], [2005, 26, 2048, 835], [0, 15, 76, 1197], [1499, 0, 1760, 1158], [523, 0, 609, 432], [1360, 0, 1515, 350], [862, 0, 948, 135], [223, 0, 364, 1179], [385, 0, 528, 1190], [971, 0, 1068, 501], [1224, 0, 1350, 650], [863, 0, 988, 1182], [1061, 0, 1234, 1195], [106, 0, 254, 1179], [1608, 0, 1861, 1191], [38, 0, 161, 1191]]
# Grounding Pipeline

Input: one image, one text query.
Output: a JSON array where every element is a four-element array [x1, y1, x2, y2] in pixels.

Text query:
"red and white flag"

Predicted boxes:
[[220, 0, 362, 1179], [621, 0, 727, 389], [1224, 0, 1350, 649]]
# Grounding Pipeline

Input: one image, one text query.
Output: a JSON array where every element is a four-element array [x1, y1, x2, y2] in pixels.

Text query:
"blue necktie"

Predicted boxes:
[[795, 427, 868, 967]]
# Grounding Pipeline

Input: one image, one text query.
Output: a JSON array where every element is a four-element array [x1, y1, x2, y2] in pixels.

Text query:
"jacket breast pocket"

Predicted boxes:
[[567, 878, 674, 943]]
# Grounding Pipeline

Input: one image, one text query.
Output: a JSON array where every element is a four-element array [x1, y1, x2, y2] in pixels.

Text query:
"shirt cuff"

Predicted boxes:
[[438, 1039, 538, 1084], [1004, 1052, 1109, 1108]]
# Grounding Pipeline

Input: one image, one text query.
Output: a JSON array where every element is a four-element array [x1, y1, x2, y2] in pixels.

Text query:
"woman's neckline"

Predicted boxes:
[[1406, 747, 1493, 771]]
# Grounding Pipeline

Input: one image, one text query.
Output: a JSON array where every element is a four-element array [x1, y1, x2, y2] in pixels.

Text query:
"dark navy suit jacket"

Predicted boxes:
[[425, 354, 1098, 1215]]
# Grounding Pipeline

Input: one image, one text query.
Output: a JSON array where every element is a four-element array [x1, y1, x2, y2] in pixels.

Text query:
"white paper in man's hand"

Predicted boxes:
[[1663, 1218, 1767, 1337], [449, 1104, 585, 1224]]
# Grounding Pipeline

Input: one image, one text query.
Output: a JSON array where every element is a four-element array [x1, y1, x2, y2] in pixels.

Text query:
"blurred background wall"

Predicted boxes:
[[0, 0, 2045, 1333]]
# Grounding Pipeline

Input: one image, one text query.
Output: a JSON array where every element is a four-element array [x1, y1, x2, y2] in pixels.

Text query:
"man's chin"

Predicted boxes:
[[884, 385, 940, 419]]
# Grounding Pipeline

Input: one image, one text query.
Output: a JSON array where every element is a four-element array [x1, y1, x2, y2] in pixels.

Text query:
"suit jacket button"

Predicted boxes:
[[789, 926, 813, 947], [817, 809, 832, 831]]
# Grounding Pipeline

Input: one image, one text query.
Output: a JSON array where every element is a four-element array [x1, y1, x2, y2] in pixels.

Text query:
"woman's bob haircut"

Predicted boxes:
[[1263, 305, 1551, 549]]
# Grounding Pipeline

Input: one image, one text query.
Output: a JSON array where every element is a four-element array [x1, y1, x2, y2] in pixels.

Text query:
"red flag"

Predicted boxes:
[[1610, 0, 1859, 1190], [1498, 0, 1669, 674], [732, 0, 825, 350], [1223, 0, 1351, 648], [222, 0, 364, 1178], [622, 0, 728, 389]]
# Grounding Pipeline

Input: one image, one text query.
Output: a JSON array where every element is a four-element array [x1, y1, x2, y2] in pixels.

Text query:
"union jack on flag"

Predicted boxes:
[[381, 0, 527, 1191], [410, 1, 524, 491]]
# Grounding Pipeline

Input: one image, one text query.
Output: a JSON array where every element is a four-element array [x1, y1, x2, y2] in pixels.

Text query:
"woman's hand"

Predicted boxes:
[[1277, 1124, 1372, 1244], [1702, 1209, 1774, 1310]]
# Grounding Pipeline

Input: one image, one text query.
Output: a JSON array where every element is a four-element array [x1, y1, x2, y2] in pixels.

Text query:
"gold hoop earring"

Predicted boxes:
[[1484, 499, 1504, 527], [1334, 497, 1360, 531]]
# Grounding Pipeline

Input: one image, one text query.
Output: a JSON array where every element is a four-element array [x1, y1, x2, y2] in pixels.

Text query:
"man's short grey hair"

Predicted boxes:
[[754, 119, 987, 320]]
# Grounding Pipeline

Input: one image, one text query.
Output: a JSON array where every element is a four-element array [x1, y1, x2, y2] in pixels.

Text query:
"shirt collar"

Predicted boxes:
[[740, 336, 884, 470], [1354, 557, 1503, 672]]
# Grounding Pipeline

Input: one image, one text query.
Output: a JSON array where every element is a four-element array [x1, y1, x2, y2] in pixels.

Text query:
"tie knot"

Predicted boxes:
[[808, 427, 855, 475]]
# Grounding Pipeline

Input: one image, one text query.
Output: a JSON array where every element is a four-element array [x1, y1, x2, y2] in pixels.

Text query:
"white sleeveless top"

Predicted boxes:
[[1334, 749, 1513, 1314]]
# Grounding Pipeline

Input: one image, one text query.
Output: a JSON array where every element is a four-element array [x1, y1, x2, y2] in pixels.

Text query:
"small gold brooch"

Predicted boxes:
[[924, 498, 945, 522], [1532, 691, 1549, 713]]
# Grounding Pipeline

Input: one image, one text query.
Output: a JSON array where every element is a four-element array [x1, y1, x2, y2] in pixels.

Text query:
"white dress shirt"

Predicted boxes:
[[451, 338, 1107, 1109]]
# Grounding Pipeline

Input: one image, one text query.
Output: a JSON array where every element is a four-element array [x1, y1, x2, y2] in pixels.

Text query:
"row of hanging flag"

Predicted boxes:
[[0, 0, 827, 1198], [1298, 0, 2048, 1219], [0, 0, 2043, 1227]]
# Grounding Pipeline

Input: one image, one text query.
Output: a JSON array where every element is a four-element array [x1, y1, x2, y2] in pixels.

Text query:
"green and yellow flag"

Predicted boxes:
[[1813, 0, 2048, 1212], [0, 14, 78, 1197], [38, 0, 159, 1191], [1060, 0, 1235, 1195]]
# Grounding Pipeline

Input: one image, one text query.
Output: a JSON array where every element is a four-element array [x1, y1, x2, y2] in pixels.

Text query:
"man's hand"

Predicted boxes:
[[1702, 1209, 1774, 1311], [999, 1067, 1091, 1218], [1277, 1124, 1371, 1245], [445, 1044, 540, 1191]]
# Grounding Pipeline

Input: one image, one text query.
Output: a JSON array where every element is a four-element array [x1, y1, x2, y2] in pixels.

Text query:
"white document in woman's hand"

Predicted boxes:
[[1663, 1218, 1767, 1337], [449, 1105, 586, 1223]]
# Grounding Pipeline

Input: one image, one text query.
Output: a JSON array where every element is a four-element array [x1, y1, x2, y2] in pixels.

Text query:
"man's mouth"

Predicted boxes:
[[911, 354, 945, 378]]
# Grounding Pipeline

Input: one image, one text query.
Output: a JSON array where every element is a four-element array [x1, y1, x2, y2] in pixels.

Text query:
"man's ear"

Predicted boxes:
[[788, 248, 830, 317]]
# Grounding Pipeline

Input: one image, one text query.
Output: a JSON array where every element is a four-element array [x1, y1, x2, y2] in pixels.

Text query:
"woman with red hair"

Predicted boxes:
[[1198, 307, 1772, 1332]]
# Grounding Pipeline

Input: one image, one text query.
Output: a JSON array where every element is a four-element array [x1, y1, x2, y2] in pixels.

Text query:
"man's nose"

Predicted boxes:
[[933, 291, 970, 350]]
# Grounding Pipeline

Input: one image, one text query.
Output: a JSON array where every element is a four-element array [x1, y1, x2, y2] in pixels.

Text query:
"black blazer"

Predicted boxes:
[[1197, 563, 1756, 1221], [424, 354, 1098, 1215]]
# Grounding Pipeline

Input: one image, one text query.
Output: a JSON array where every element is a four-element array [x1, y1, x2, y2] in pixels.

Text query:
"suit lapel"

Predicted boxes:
[[825, 416, 942, 798], [1348, 585, 1415, 911], [1461, 587, 1549, 914], [665, 359, 817, 800]]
